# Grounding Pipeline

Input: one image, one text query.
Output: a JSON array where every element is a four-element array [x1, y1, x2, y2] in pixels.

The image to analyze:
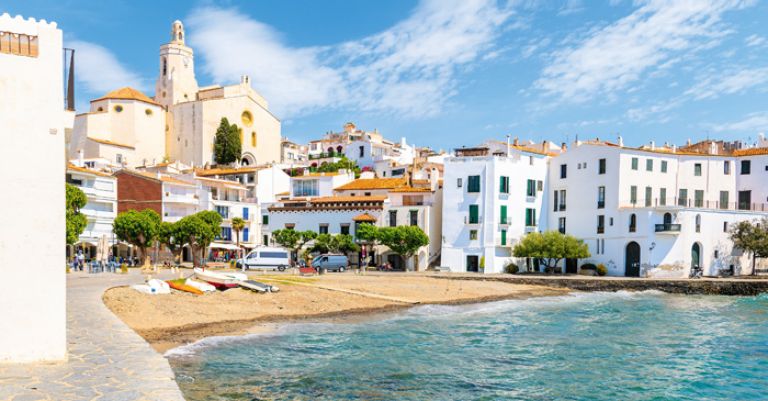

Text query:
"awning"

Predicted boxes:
[[240, 243, 258, 248], [76, 241, 97, 247], [209, 242, 241, 250]]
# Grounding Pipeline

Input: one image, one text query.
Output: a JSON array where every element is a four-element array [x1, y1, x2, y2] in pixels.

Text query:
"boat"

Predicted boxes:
[[219, 271, 249, 281], [193, 268, 241, 289], [239, 280, 280, 293], [167, 280, 204, 295], [185, 278, 217, 292]]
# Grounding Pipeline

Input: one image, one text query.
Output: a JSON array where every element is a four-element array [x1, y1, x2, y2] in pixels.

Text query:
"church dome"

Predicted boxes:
[[92, 87, 160, 106]]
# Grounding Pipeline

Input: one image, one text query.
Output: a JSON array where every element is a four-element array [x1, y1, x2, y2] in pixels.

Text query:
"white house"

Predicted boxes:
[[441, 143, 553, 274], [66, 164, 118, 261], [0, 13, 73, 362]]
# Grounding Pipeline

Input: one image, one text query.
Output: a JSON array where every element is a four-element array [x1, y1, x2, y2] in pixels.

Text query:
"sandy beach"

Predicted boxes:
[[103, 272, 568, 352]]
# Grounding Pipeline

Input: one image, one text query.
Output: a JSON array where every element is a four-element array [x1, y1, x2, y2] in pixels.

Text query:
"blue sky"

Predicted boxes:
[[6, 0, 768, 150]]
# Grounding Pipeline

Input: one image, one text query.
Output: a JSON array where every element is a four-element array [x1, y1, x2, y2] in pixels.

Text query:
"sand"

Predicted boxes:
[[103, 273, 568, 352]]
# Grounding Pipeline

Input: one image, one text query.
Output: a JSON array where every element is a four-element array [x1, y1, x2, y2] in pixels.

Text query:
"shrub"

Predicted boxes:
[[580, 263, 597, 271], [596, 263, 607, 276], [504, 262, 519, 274]]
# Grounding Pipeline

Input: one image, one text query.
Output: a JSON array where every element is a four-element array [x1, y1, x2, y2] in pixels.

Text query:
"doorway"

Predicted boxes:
[[565, 258, 578, 274], [466, 255, 479, 273], [625, 241, 641, 277], [691, 243, 702, 272]]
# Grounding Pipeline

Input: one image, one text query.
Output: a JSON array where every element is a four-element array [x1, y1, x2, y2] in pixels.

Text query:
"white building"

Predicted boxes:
[[196, 175, 260, 249], [66, 164, 118, 261], [307, 122, 418, 169], [441, 143, 553, 274], [547, 139, 768, 277], [0, 13, 72, 362]]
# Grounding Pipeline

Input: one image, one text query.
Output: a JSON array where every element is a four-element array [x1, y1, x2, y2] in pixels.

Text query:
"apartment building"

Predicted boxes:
[[66, 164, 118, 260], [114, 169, 199, 222], [196, 175, 260, 248]]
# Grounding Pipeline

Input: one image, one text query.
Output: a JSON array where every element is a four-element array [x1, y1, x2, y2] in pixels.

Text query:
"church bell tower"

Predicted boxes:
[[155, 20, 198, 108]]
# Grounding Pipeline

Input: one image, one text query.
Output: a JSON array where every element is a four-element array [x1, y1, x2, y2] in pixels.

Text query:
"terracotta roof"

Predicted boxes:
[[92, 87, 161, 106], [124, 170, 197, 187], [88, 137, 135, 150], [292, 172, 344, 179], [67, 164, 114, 178], [335, 177, 407, 190], [489, 140, 558, 157], [195, 166, 265, 177], [310, 195, 387, 203], [195, 176, 246, 189], [352, 213, 378, 222], [733, 148, 768, 156], [389, 186, 433, 193]]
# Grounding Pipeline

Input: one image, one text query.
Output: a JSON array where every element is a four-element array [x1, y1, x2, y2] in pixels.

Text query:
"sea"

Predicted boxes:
[[167, 291, 768, 400]]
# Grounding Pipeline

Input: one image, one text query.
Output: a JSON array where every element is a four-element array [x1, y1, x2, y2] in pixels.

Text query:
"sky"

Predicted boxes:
[[6, 0, 768, 150]]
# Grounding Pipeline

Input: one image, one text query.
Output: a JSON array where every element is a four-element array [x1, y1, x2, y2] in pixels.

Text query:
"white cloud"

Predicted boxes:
[[711, 111, 768, 132], [558, 0, 584, 16], [66, 40, 146, 95], [685, 66, 768, 100], [745, 34, 766, 47], [534, 0, 752, 103], [187, 0, 512, 118]]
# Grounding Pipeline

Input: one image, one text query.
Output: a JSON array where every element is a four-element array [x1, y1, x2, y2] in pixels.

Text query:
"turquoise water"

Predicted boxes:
[[167, 291, 768, 400]]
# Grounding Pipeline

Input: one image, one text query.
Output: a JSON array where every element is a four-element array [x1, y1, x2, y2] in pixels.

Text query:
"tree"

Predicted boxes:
[[231, 216, 246, 261], [310, 234, 359, 255], [729, 218, 768, 275], [512, 231, 590, 273], [113, 209, 161, 269], [194, 210, 223, 265], [272, 229, 317, 264], [158, 221, 184, 266], [369, 225, 429, 270], [66, 183, 87, 245], [175, 215, 218, 268], [213, 117, 242, 165]]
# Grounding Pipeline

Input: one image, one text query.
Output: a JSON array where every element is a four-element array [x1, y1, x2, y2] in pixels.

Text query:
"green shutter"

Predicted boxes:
[[500, 205, 507, 223], [469, 205, 479, 224], [501, 229, 507, 245]]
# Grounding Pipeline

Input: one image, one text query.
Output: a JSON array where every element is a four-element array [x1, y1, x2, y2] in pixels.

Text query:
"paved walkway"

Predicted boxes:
[[0, 270, 186, 401]]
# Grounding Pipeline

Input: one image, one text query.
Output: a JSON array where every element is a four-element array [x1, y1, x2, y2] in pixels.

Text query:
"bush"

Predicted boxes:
[[580, 263, 597, 271], [504, 262, 519, 274], [596, 263, 607, 276]]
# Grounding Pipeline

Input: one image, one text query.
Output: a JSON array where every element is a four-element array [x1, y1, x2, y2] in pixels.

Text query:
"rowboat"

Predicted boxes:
[[239, 280, 280, 293], [167, 280, 204, 295], [193, 268, 241, 289], [186, 278, 217, 292]]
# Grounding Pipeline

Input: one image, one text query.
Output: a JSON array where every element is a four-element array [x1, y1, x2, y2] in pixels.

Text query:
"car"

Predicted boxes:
[[241, 247, 291, 271], [312, 254, 349, 272]]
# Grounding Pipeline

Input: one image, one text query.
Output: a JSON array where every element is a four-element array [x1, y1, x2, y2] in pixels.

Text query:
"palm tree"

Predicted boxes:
[[231, 217, 246, 264]]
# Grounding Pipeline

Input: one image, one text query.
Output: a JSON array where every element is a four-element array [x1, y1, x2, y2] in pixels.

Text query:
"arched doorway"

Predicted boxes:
[[691, 242, 702, 272], [625, 241, 641, 277], [663, 212, 672, 225]]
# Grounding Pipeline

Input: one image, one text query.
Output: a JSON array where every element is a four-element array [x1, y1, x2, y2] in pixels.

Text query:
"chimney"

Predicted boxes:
[[650, 140, 655, 150], [672, 144, 677, 153], [561, 142, 567, 152], [617, 136, 624, 147], [709, 141, 718, 155], [513, 137, 519, 146], [687, 138, 692, 146]]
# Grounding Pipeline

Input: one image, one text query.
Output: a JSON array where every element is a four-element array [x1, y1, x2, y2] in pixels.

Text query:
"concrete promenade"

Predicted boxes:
[[0, 270, 186, 401]]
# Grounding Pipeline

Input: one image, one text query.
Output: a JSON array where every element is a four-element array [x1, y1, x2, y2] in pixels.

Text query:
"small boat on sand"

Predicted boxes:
[[186, 278, 216, 292], [194, 268, 241, 289], [167, 280, 204, 295], [239, 280, 280, 293]]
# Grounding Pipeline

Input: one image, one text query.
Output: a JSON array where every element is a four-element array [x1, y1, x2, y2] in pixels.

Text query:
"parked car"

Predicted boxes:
[[240, 247, 291, 271], [312, 254, 349, 272]]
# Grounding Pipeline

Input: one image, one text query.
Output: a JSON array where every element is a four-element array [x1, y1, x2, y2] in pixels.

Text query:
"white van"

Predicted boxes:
[[241, 247, 291, 271]]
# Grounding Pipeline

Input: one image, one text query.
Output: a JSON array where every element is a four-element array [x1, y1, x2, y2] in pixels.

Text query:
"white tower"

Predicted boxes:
[[155, 20, 198, 108]]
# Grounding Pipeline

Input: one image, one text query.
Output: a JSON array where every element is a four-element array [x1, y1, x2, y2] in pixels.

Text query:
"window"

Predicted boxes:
[[597, 215, 605, 234], [646, 159, 653, 171], [241, 111, 253, 127], [558, 217, 566, 234], [741, 160, 751, 175], [243, 228, 249, 242], [457, 178, 463, 188], [558, 190, 566, 211], [340, 224, 350, 235], [553, 190, 559, 212], [678, 188, 688, 207], [560, 164, 567, 179], [114, 105, 123, 113], [215, 205, 229, 219], [738, 190, 752, 210], [251, 132, 257, 147], [220, 227, 232, 241], [263, 234, 270, 245], [537, 181, 543, 191], [319, 224, 329, 234], [645, 186, 652, 207], [694, 163, 702, 176], [389, 210, 398, 227], [529, 156, 534, 165], [468, 205, 479, 224], [610, 217, 614, 226], [694, 190, 704, 208], [525, 179, 535, 197], [500, 176, 510, 194], [293, 179, 319, 197], [467, 176, 481, 193], [116, 154, 123, 165], [715, 250, 719, 258], [243, 207, 249, 220], [469, 230, 478, 240], [599, 158, 606, 174], [359, 145, 365, 158], [629, 214, 637, 233], [724, 161, 731, 175], [262, 215, 269, 225], [500, 205, 508, 224], [145, 108, 153, 116], [410, 210, 418, 226], [659, 188, 667, 206], [500, 229, 507, 245], [695, 214, 701, 233], [630, 185, 637, 205], [723, 222, 728, 232], [661, 160, 668, 173], [525, 208, 537, 227], [598, 186, 605, 208], [719, 191, 729, 209], [631, 157, 638, 170]]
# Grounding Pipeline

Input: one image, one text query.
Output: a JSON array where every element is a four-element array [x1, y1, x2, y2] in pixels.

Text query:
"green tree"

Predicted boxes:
[[66, 183, 87, 245], [158, 221, 184, 266], [213, 117, 242, 165], [113, 209, 161, 268], [272, 229, 317, 264], [315, 155, 361, 177], [175, 215, 218, 268], [310, 234, 360, 255], [729, 218, 768, 275], [370, 225, 429, 270], [231, 216, 246, 261], [512, 231, 590, 273], [194, 210, 223, 265]]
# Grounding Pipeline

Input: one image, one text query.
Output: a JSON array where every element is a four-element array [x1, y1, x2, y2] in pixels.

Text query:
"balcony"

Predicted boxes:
[[597, 226, 605, 234], [621, 197, 768, 212], [655, 223, 681, 234], [465, 216, 481, 225], [499, 217, 512, 226]]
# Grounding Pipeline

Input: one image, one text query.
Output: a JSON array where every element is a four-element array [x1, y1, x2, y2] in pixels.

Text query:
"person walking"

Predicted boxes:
[[76, 250, 85, 271]]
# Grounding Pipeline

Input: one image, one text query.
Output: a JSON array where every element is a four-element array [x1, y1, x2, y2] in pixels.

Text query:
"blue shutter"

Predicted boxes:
[[243, 207, 249, 220], [243, 228, 249, 242]]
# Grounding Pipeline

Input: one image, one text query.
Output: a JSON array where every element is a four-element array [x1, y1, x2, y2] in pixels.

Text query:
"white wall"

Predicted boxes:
[[0, 13, 68, 362]]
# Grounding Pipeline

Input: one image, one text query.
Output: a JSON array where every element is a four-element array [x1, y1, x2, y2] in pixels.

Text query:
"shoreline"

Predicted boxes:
[[102, 275, 568, 354]]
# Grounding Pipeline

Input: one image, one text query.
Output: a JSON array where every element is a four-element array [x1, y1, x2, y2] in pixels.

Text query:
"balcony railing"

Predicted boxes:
[[308, 152, 342, 160], [655, 223, 681, 233], [621, 198, 768, 212], [499, 217, 512, 225], [597, 226, 605, 234], [465, 216, 481, 224]]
